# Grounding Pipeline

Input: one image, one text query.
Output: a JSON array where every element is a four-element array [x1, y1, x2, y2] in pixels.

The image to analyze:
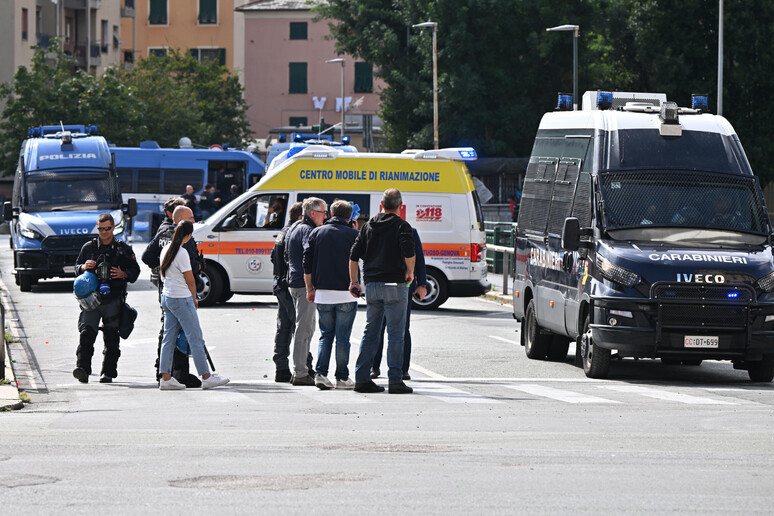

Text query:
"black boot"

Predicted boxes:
[[74, 327, 97, 383], [101, 329, 121, 380], [172, 348, 201, 388]]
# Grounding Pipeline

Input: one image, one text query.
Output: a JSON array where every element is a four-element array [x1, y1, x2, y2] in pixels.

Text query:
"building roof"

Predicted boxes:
[[236, 0, 322, 11]]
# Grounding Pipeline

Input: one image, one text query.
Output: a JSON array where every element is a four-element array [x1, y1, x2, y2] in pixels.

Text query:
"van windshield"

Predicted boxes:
[[24, 170, 119, 211], [600, 171, 769, 244]]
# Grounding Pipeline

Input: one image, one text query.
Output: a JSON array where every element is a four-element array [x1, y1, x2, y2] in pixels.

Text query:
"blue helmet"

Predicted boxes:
[[73, 271, 98, 298]]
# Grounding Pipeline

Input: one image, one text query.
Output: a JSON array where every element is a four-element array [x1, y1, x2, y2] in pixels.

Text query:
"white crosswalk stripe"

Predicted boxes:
[[412, 382, 501, 404], [600, 385, 736, 405], [504, 383, 619, 404]]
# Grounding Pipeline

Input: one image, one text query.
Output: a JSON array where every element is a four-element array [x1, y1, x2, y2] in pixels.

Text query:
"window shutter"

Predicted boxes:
[[354, 62, 373, 93], [289, 63, 307, 94]]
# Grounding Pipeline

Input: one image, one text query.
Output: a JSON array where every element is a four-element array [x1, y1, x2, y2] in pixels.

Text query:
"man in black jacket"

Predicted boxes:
[[303, 200, 360, 390], [141, 199, 203, 387], [73, 213, 141, 384], [349, 188, 415, 394]]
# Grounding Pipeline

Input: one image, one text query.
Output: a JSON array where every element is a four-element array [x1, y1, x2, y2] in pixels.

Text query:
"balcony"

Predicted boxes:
[[62, 0, 102, 9], [121, 6, 135, 18]]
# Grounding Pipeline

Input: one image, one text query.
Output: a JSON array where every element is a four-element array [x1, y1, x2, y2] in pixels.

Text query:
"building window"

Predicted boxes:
[[101, 20, 108, 53], [149, 47, 168, 58], [289, 117, 308, 127], [191, 48, 226, 67], [289, 62, 307, 94], [149, 0, 167, 25], [198, 0, 217, 24], [354, 62, 373, 93], [289, 22, 307, 40], [21, 8, 28, 41]]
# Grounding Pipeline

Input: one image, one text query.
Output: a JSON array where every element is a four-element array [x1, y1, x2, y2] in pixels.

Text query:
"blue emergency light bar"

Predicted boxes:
[[556, 93, 573, 111], [28, 124, 98, 138], [691, 94, 709, 112], [278, 134, 287, 143], [727, 291, 739, 299], [597, 91, 613, 110], [342, 136, 350, 144], [458, 149, 477, 159]]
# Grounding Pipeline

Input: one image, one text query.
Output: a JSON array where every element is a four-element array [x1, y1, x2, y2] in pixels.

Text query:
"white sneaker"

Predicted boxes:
[[201, 374, 230, 389], [159, 377, 186, 390], [336, 378, 355, 390], [315, 375, 334, 390]]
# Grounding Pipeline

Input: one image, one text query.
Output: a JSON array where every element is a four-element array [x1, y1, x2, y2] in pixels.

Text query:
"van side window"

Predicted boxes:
[[518, 158, 557, 233], [547, 159, 581, 235], [572, 170, 592, 228], [227, 194, 288, 230]]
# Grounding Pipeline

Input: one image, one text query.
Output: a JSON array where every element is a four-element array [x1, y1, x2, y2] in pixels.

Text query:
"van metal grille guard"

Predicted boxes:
[[41, 234, 94, 252], [598, 171, 768, 234], [652, 282, 756, 330]]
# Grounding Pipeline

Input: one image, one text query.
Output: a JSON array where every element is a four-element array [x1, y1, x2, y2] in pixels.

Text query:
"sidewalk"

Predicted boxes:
[[1, 339, 23, 411], [482, 271, 513, 306]]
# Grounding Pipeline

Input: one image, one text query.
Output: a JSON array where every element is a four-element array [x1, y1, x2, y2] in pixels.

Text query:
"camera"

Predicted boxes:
[[96, 255, 111, 296]]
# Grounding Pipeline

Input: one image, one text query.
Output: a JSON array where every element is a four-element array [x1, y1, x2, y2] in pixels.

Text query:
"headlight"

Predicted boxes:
[[596, 255, 640, 287], [113, 217, 125, 236], [757, 271, 774, 292], [19, 223, 43, 240]]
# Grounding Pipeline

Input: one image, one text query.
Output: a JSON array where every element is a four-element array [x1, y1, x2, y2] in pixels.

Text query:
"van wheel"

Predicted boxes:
[[748, 356, 774, 382], [412, 269, 448, 310], [523, 300, 551, 359], [19, 274, 33, 292], [220, 290, 234, 303], [197, 266, 223, 307], [547, 336, 570, 361], [581, 315, 610, 378]]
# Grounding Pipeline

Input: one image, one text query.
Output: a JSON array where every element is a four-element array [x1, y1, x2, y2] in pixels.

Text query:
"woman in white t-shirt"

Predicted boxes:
[[157, 220, 229, 390]]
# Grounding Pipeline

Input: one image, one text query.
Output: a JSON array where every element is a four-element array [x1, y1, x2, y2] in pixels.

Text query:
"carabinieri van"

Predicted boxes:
[[512, 91, 774, 382], [192, 146, 489, 308]]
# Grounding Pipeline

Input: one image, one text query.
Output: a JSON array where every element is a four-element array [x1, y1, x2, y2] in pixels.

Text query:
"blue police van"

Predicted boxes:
[[513, 91, 774, 382], [3, 125, 136, 291]]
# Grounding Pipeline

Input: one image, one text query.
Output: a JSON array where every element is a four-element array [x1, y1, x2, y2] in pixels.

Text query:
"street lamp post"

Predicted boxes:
[[717, 0, 723, 116], [325, 58, 346, 140], [412, 21, 438, 149], [546, 24, 580, 111]]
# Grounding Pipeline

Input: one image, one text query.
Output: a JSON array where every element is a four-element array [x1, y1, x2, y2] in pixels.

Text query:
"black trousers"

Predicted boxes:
[[77, 296, 122, 377]]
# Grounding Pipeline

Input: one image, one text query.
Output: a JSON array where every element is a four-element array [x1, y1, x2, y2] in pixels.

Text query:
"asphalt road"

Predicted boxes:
[[1, 243, 773, 514]]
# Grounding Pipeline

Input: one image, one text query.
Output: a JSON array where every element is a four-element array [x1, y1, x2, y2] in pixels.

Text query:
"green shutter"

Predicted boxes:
[[218, 48, 226, 67], [354, 62, 373, 93], [289, 117, 308, 127], [149, 0, 167, 24], [289, 22, 308, 40], [289, 62, 307, 94], [198, 0, 217, 24]]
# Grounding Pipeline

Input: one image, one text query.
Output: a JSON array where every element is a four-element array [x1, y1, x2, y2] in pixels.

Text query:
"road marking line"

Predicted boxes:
[[409, 363, 447, 380], [489, 335, 519, 345], [295, 388, 375, 404], [414, 383, 500, 404], [601, 385, 735, 405], [504, 383, 619, 404]]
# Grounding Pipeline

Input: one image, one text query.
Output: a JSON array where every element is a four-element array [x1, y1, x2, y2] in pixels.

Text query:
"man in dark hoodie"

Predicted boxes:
[[349, 188, 415, 394]]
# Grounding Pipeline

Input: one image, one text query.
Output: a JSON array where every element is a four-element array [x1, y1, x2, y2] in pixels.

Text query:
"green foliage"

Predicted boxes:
[[0, 43, 251, 177]]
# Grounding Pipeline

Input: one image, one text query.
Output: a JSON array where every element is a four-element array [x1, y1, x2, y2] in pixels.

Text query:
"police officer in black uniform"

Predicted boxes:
[[142, 199, 203, 387], [73, 213, 140, 384]]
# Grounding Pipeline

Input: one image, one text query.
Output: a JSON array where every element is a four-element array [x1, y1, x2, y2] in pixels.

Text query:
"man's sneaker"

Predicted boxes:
[[354, 380, 385, 393], [159, 377, 186, 390], [336, 378, 355, 390], [315, 375, 334, 390], [72, 367, 89, 384], [291, 374, 315, 386], [275, 370, 292, 383], [201, 374, 230, 389], [388, 381, 413, 394], [99, 374, 112, 384], [370, 367, 380, 379]]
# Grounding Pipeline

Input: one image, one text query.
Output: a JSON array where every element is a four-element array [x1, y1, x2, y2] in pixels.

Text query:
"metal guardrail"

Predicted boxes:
[[484, 221, 516, 296], [1, 304, 5, 381], [487, 244, 514, 296]]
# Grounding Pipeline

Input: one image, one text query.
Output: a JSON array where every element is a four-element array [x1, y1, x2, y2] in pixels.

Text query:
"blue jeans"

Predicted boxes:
[[315, 302, 357, 380], [160, 295, 210, 376], [355, 282, 408, 384]]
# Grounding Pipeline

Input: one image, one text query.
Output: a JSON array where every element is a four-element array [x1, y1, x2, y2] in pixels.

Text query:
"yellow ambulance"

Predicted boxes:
[[193, 146, 490, 308]]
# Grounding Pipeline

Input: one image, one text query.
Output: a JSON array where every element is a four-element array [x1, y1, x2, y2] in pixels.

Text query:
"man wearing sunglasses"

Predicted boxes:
[[72, 213, 141, 384]]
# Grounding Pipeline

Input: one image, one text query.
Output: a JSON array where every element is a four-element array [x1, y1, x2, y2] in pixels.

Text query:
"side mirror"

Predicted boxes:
[[2, 201, 12, 222], [562, 217, 581, 251], [124, 198, 138, 217], [221, 214, 237, 230]]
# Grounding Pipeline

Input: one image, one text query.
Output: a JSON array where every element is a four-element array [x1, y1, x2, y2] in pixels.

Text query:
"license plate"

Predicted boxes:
[[63, 266, 75, 274], [684, 336, 719, 348]]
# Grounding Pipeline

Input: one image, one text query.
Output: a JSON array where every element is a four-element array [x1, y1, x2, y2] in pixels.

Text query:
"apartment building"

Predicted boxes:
[[121, 0, 238, 69], [0, 1, 38, 89], [236, 0, 383, 147]]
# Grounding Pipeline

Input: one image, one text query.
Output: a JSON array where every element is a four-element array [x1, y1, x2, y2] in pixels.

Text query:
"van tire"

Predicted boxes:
[[523, 300, 551, 359], [547, 336, 570, 361], [19, 274, 33, 292], [220, 290, 234, 303], [412, 269, 448, 310], [197, 266, 223, 307], [748, 356, 774, 382], [581, 315, 610, 378]]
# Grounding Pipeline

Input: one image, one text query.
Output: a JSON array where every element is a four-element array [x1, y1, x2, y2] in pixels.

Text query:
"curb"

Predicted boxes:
[[2, 339, 23, 411]]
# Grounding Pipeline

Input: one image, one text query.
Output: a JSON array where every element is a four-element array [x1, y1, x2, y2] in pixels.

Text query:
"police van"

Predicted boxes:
[[512, 91, 774, 382], [192, 146, 490, 308], [3, 125, 136, 291]]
